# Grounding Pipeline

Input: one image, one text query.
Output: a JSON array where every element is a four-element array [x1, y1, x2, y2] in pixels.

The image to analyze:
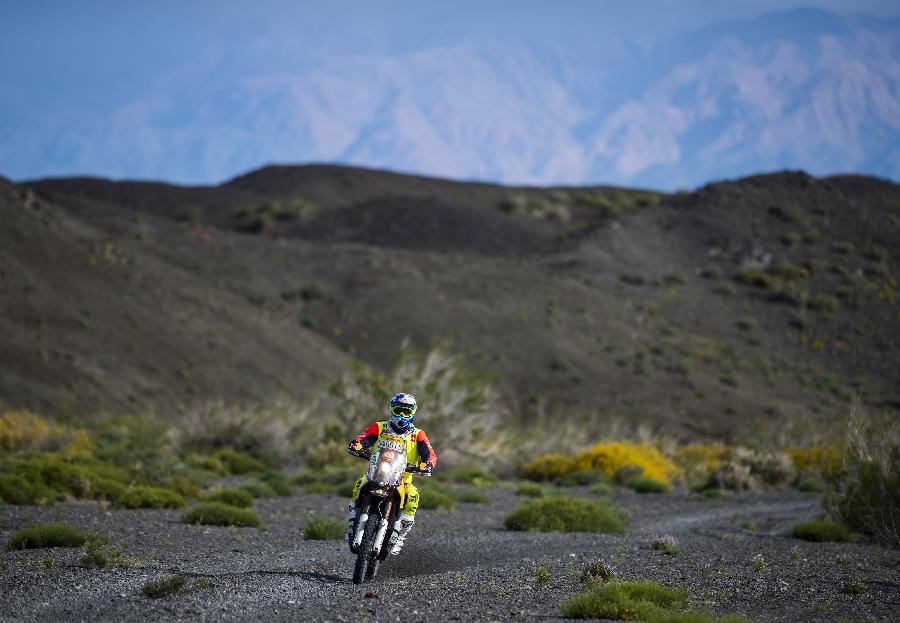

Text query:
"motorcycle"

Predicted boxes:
[[347, 435, 431, 584]]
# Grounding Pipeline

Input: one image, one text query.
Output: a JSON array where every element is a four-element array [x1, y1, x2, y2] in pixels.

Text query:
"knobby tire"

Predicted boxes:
[[353, 502, 380, 584]]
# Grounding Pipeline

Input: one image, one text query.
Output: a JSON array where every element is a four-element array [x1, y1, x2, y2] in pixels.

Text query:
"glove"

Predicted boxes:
[[420, 461, 434, 473], [348, 441, 363, 454]]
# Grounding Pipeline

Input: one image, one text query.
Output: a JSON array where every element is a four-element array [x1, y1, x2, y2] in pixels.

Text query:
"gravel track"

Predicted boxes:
[[1, 488, 898, 622]]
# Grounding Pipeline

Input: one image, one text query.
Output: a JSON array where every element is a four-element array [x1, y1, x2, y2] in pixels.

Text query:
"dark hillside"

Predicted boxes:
[[0, 185, 346, 414], [9, 166, 900, 437]]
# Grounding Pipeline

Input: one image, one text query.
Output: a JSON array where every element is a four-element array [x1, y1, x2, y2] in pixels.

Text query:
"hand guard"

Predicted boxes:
[[348, 441, 363, 455]]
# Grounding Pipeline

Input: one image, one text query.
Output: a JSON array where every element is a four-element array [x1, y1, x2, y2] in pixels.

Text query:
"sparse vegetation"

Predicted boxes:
[[7, 523, 89, 550], [504, 496, 625, 533], [304, 515, 344, 540], [560, 579, 704, 621], [141, 575, 187, 599], [580, 560, 616, 585], [80, 535, 132, 568], [652, 535, 680, 555], [628, 476, 669, 493], [535, 564, 551, 588], [826, 403, 900, 549], [522, 442, 680, 487], [183, 502, 262, 528], [841, 581, 867, 595], [418, 487, 457, 511]]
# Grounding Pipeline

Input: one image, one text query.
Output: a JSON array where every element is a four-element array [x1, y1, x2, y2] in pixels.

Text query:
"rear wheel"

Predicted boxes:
[[352, 504, 379, 584]]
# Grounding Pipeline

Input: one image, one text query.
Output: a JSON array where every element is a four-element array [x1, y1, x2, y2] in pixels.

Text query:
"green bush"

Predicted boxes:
[[0, 473, 56, 505], [259, 471, 294, 496], [796, 477, 825, 493], [504, 496, 625, 533], [213, 449, 266, 475], [560, 579, 750, 622], [792, 518, 852, 543], [841, 581, 867, 595], [304, 515, 344, 540], [516, 483, 545, 498], [204, 488, 254, 509], [456, 489, 490, 504], [628, 477, 669, 493], [183, 502, 262, 528], [142, 575, 186, 598], [80, 535, 129, 568], [118, 486, 186, 509], [7, 523, 89, 550], [560, 580, 689, 620], [418, 487, 457, 511], [241, 481, 278, 499]]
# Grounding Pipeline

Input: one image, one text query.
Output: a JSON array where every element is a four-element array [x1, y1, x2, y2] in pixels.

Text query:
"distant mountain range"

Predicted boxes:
[[2, 8, 899, 188]]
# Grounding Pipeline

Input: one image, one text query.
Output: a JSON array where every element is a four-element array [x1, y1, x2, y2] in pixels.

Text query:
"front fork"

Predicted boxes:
[[351, 495, 394, 554]]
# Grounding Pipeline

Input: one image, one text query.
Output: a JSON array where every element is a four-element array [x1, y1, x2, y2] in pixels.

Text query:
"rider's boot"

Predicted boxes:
[[344, 503, 357, 543], [389, 514, 415, 555]]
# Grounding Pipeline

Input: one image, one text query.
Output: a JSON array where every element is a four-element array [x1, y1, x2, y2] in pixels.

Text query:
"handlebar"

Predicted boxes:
[[347, 445, 432, 476]]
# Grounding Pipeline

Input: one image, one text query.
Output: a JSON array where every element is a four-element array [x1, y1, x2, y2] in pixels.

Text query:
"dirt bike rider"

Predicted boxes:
[[346, 393, 437, 555]]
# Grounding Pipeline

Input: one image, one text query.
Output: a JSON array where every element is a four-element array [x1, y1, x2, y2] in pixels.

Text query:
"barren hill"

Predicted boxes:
[[4, 166, 898, 438]]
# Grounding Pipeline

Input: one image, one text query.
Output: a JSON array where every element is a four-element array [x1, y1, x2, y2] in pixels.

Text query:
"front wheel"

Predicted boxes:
[[365, 556, 380, 581], [352, 503, 380, 584]]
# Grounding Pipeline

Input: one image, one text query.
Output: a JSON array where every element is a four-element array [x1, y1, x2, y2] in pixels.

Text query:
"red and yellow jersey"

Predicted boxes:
[[353, 421, 438, 472]]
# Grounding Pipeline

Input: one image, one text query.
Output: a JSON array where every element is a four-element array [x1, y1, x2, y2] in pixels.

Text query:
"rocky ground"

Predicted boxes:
[[1, 487, 898, 622]]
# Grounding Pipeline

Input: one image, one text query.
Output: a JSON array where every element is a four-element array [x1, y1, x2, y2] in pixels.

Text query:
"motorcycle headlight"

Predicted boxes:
[[377, 462, 392, 480]]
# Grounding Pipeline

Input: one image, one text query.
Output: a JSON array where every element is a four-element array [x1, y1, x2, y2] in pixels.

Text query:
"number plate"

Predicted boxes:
[[377, 439, 404, 452]]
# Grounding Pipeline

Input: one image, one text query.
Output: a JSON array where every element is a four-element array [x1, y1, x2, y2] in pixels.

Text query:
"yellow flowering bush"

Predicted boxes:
[[787, 446, 842, 476], [522, 442, 681, 486]]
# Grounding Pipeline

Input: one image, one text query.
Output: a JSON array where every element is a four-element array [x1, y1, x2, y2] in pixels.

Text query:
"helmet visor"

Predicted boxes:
[[390, 405, 414, 417]]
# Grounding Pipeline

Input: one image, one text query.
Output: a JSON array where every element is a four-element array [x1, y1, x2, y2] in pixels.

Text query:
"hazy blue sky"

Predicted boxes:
[[2, 1, 899, 186]]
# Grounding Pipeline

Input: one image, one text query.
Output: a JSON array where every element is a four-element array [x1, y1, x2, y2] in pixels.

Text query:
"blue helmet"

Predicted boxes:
[[388, 393, 417, 434]]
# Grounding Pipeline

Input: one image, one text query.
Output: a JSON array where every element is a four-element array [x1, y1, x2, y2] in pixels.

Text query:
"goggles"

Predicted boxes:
[[390, 405, 414, 417]]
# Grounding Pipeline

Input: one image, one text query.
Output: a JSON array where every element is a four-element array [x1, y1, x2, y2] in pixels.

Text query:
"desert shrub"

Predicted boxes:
[[240, 480, 278, 499], [535, 564, 551, 587], [574, 442, 681, 486], [810, 295, 839, 312], [183, 502, 262, 528], [258, 471, 294, 496], [303, 481, 343, 495], [141, 575, 186, 598], [796, 477, 826, 493], [418, 486, 457, 511], [203, 488, 254, 509], [213, 449, 266, 475], [0, 473, 57, 505], [118, 486, 186, 509], [792, 518, 852, 543], [787, 446, 842, 477], [770, 262, 809, 280], [841, 581, 867, 595], [676, 443, 730, 487], [560, 580, 689, 620], [825, 405, 900, 548], [7, 523, 89, 550], [0, 411, 89, 453], [304, 515, 344, 540], [735, 269, 776, 289], [522, 454, 574, 481], [523, 443, 680, 487], [516, 483, 545, 498], [504, 496, 624, 533], [707, 461, 755, 491], [80, 535, 130, 568], [704, 448, 794, 491], [456, 489, 490, 504], [628, 477, 669, 493], [580, 560, 616, 585]]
